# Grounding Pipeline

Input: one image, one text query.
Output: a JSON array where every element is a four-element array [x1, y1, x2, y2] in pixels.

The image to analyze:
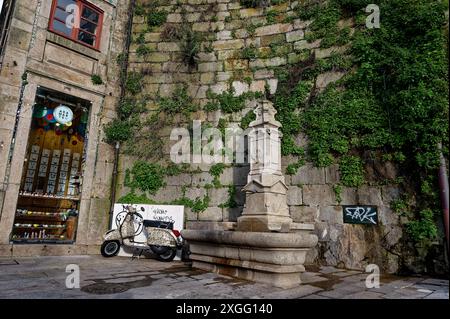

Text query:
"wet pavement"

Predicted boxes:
[[0, 255, 448, 299]]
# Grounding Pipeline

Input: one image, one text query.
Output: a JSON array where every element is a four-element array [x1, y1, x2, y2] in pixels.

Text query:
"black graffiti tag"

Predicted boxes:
[[151, 208, 175, 224]]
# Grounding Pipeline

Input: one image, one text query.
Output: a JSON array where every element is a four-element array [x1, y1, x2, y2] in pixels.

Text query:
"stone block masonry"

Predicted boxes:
[[117, 0, 405, 274]]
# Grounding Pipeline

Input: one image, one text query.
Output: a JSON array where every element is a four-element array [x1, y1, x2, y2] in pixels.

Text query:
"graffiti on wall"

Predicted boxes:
[[150, 207, 175, 224], [343, 206, 378, 225]]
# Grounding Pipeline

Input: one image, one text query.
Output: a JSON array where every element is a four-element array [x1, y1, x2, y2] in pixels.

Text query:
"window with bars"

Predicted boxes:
[[49, 0, 103, 50]]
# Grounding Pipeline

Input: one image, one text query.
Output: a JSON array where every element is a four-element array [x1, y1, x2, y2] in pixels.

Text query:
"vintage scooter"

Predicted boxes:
[[100, 205, 183, 262]]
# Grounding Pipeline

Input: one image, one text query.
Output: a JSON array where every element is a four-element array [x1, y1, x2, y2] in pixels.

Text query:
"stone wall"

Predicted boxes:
[[116, 0, 406, 273]]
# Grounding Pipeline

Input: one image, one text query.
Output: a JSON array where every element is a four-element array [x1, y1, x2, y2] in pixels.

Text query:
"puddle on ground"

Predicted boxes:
[[306, 268, 422, 291], [305, 265, 321, 273], [308, 273, 344, 291], [81, 283, 130, 295], [379, 273, 411, 284], [208, 275, 252, 286], [80, 261, 255, 294], [303, 265, 345, 290], [80, 262, 204, 295], [81, 276, 155, 295]]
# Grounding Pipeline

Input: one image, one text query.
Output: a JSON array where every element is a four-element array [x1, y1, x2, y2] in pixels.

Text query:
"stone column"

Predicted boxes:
[[237, 99, 293, 232]]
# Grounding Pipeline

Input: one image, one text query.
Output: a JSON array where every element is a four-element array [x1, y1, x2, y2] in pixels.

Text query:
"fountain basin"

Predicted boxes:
[[182, 229, 318, 288]]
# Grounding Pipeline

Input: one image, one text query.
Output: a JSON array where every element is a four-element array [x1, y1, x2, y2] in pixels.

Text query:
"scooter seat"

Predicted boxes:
[[143, 219, 174, 229]]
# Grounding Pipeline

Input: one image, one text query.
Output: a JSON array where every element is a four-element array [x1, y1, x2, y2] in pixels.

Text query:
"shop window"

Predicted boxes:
[[11, 87, 90, 244], [48, 0, 103, 50]]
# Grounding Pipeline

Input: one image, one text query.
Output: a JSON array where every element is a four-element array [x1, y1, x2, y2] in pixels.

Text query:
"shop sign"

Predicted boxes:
[[343, 206, 378, 225], [54, 105, 74, 125], [112, 204, 184, 259]]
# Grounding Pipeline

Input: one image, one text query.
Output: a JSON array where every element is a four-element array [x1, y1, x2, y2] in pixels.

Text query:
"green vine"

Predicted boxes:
[[172, 195, 210, 213], [204, 89, 263, 113], [125, 72, 143, 95], [125, 161, 166, 195], [286, 159, 305, 175], [339, 155, 364, 187], [333, 184, 343, 204], [219, 186, 238, 209], [240, 110, 256, 129], [240, 0, 289, 8], [241, 45, 258, 60], [91, 74, 103, 85], [104, 119, 135, 144], [136, 44, 153, 57], [104, 98, 145, 144], [275, 0, 449, 245], [157, 85, 198, 116], [112, 0, 447, 251], [118, 192, 156, 204], [273, 80, 312, 157], [210, 163, 227, 188], [147, 10, 168, 28], [180, 26, 202, 67], [118, 191, 211, 213]]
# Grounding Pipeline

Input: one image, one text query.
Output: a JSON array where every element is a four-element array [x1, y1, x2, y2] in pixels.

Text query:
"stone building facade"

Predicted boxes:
[[0, 0, 131, 256]]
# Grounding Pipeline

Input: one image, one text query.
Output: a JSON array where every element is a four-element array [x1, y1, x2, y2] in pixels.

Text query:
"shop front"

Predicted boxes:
[[0, 0, 129, 257], [10, 87, 90, 244], [0, 72, 113, 257]]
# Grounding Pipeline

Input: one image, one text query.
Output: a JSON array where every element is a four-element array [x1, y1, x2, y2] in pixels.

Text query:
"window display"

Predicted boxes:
[[11, 87, 90, 244]]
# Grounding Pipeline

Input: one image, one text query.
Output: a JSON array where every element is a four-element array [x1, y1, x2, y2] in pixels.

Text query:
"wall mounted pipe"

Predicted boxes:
[[438, 142, 449, 253]]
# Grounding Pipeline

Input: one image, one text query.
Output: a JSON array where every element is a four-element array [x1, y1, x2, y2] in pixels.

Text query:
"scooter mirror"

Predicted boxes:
[[141, 207, 145, 212]]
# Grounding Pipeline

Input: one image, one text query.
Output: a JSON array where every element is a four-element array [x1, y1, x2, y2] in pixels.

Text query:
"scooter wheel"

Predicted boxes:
[[156, 248, 177, 262], [101, 240, 120, 257]]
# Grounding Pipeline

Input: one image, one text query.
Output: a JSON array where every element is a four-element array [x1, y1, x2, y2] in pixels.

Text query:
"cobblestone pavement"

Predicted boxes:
[[0, 255, 447, 299]]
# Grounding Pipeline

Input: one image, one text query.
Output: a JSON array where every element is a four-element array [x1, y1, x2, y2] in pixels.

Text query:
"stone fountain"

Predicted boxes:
[[182, 99, 318, 288]]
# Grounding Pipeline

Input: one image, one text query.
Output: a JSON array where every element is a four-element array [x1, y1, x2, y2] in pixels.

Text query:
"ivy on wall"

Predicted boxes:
[[209, 163, 227, 188], [240, 0, 289, 8], [119, 160, 211, 213], [204, 89, 264, 113], [103, 96, 145, 144], [106, 0, 448, 248], [273, 0, 449, 245]]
